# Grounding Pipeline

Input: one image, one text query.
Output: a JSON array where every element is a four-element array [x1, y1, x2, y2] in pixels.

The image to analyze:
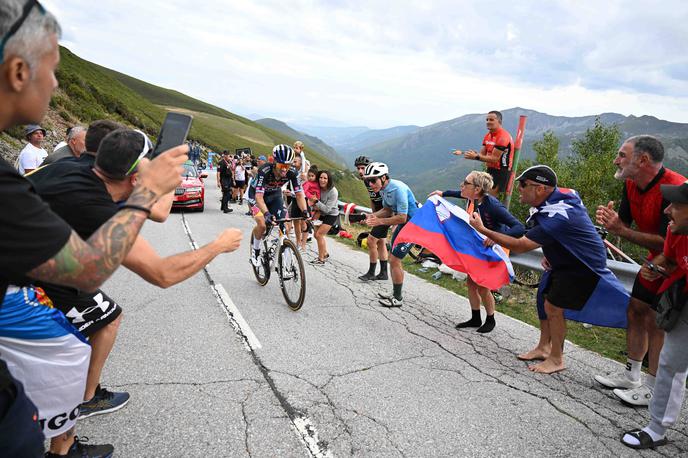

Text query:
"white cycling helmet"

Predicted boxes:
[[363, 162, 389, 178]]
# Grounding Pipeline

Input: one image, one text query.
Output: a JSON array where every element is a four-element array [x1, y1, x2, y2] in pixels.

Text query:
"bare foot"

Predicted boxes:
[[517, 347, 550, 361], [528, 358, 565, 374]]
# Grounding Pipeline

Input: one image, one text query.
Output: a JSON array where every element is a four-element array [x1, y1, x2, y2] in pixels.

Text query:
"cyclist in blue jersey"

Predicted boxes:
[[363, 162, 419, 307], [249, 145, 309, 265]]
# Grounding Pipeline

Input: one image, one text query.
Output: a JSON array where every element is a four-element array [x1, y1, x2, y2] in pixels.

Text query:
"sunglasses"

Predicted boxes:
[[364, 178, 379, 186], [461, 180, 475, 187], [275, 163, 291, 171], [0, 0, 46, 64], [125, 130, 153, 176]]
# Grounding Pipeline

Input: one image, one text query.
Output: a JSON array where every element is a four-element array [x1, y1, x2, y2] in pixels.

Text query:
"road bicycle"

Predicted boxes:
[[250, 218, 306, 311]]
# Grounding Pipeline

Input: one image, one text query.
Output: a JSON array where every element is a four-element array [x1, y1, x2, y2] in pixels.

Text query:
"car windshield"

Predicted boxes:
[[182, 164, 197, 178]]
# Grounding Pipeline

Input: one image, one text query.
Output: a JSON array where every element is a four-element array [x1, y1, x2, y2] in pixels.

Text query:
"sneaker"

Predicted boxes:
[[379, 296, 403, 308], [358, 272, 376, 282], [491, 291, 503, 302], [310, 259, 326, 265], [374, 271, 388, 281], [223, 208, 234, 213], [312, 220, 323, 227], [79, 386, 129, 419], [594, 372, 642, 390], [614, 385, 653, 406], [378, 292, 393, 300], [250, 250, 261, 267], [45, 436, 114, 458]]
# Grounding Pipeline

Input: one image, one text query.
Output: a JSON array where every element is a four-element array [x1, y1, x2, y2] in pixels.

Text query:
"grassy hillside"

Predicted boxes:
[[3, 46, 367, 203]]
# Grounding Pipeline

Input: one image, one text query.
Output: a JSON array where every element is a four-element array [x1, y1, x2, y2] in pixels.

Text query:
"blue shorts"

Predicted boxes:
[[390, 223, 413, 259]]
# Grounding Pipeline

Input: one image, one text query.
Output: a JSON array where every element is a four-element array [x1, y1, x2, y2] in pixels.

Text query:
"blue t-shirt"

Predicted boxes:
[[382, 179, 418, 219]]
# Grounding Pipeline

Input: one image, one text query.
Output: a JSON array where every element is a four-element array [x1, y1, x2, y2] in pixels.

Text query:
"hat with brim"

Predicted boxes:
[[25, 124, 46, 138], [515, 165, 557, 187], [661, 181, 688, 204], [258, 155, 267, 161]]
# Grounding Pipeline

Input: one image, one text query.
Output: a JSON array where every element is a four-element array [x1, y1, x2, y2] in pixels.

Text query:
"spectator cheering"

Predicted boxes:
[[455, 110, 513, 198], [469, 165, 629, 374], [355, 156, 389, 281], [42, 125, 86, 165], [594, 136, 685, 406], [17, 124, 48, 174], [430, 171, 524, 333], [309, 170, 339, 265], [364, 162, 419, 307]]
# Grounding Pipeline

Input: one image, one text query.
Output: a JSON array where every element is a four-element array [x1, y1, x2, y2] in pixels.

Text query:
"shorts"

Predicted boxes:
[[319, 214, 338, 227], [487, 167, 511, 192], [631, 271, 663, 310], [370, 225, 390, 239], [542, 269, 599, 312], [0, 286, 90, 438], [0, 368, 44, 457], [40, 285, 122, 337], [390, 223, 413, 259], [234, 180, 245, 188], [289, 200, 305, 219], [251, 192, 287, 220]]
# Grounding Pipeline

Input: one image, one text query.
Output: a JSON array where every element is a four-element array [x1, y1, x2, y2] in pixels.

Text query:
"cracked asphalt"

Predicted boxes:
[[79, 176, 688, 457]]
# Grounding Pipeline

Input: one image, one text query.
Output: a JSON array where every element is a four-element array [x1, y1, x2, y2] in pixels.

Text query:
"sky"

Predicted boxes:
[[44, 0, 688, 129]]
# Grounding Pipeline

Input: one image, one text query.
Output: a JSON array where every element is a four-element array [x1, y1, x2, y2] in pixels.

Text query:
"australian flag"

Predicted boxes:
[[394, 196, 513, 290], [532, 188, 630, 328]]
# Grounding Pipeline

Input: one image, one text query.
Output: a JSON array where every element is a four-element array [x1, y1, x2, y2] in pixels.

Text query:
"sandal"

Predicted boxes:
[[621, 429, 668, 450]]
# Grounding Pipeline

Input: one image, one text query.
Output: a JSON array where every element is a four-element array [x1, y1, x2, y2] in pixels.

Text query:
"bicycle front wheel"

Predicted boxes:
[[278, 239, 306, 311], [250, 233, 270, 285]]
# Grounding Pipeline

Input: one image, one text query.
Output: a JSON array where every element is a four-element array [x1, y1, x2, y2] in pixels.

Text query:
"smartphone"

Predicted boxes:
[[150, 112, 193, 158], [645, 261, 668, 277]]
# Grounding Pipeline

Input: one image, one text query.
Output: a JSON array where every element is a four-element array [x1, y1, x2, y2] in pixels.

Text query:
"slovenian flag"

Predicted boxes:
[[394, 196, 513, 290], [532, 188, 630, 328]]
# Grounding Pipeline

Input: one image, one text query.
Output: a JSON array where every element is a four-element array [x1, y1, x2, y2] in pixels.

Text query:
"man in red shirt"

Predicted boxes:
[[621, 180, 688, 450], [457, 110, 513, 198], [595, 136, 685, 406]]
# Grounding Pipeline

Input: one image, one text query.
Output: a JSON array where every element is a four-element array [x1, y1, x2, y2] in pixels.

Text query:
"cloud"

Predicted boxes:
[[45, 0, 688, 127]]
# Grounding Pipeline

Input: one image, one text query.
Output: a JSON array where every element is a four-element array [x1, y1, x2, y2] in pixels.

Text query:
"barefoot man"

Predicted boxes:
[[470, 165, 629, 373]]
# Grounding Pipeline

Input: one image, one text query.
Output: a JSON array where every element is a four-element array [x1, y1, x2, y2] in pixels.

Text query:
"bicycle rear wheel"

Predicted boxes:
[[250, 233, 270, 285], [278, 239, 306, 310]]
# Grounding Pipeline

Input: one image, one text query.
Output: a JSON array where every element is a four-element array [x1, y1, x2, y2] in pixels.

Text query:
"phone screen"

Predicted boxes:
[[150, 112, 193, 158]]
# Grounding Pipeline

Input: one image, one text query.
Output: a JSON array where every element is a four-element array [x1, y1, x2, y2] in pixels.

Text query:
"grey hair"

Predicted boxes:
[[468, 171, 494, 196], [625, 135, 664, 163], [1, 0, 61, 72], [67, 125, 86, 142]]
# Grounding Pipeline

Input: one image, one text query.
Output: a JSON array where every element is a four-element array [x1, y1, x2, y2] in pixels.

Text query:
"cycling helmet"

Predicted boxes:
[[363, 162, 388, 178], [272, 144, 295, 164], [354, 155, 371, 166]]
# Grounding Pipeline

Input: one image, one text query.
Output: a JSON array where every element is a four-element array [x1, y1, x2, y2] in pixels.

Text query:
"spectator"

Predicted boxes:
[[80, 120, 124, 165], [17, 124, 48, 174], [42, 125, 86, 165], [430, 171, 524, 333], [0, 2, 187, 455], [233, 155, 247, 204], [470, 165, 628, 374], [52, 126, 71, 152], [309, 170, 339, 264], [217, 150, 234, 213], [294, 140, 310, 177], [594, 136, 685, 406], [257, 155, 267, 167], [621, 180, 688, 450], [455, 110, 513, 198], [364, 162, 419, 307], [354, 156, 389, 281], [29, 128, 242, 420]]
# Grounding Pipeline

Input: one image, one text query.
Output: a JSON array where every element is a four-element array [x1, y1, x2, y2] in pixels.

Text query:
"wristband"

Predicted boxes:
[[119, 204, 152, 215]]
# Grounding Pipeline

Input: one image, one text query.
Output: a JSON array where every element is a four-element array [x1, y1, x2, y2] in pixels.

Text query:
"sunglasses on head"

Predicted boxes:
[[125, 130, 153, 176], [0, 0, 46, 64]]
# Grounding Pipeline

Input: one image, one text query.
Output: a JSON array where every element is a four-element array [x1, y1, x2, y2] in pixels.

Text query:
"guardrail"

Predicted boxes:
[[338, 201, 640, 293]]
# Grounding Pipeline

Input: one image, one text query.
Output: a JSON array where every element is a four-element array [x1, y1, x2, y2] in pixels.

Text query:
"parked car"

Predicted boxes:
[[173, 162, 207, 212]]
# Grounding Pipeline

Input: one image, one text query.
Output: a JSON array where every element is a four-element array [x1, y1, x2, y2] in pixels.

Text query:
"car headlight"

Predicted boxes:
[[186, 187, 203, 193]]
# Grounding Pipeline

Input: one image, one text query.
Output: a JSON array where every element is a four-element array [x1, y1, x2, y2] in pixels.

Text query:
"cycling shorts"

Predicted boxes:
[[251, 192, 288, 220], [370, 225, 390, 239], [631, 272, 663, 310], [0, 286, 90, 438], [487, 167, 511, 192], [390, 223, 413, 259]]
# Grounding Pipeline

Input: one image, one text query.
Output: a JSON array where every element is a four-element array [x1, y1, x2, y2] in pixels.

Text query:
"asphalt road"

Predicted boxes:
[[80, 174, 688, 457]]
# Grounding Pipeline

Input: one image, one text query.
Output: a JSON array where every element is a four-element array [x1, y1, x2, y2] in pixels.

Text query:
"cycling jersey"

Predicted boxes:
[[381, 179, 418, 219], [253, 163, 302, 196], [483, 127, 513, 171]]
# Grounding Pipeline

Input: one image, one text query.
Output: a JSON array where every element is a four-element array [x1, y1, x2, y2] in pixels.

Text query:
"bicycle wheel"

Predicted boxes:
[[278, 239, 306, 311], [250, 233, 270, 285], [513, 265, 541, 288]]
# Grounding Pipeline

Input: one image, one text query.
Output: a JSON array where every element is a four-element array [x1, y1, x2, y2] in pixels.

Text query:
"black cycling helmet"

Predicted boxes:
[[354, 155, 371, 167]]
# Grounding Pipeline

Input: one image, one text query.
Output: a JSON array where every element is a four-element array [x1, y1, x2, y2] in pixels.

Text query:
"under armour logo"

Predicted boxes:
[[66, 293, 110, 324]]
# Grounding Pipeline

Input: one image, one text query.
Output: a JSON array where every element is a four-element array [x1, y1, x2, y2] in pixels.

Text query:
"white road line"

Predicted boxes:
[[292, 416, 334, 458], [181, 219, 199, 250], [214, 283, 262, 350]]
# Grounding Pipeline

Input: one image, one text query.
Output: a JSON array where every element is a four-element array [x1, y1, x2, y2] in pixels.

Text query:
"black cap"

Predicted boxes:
[[515, 165, 557, 187], [661, 181, 688, 204]]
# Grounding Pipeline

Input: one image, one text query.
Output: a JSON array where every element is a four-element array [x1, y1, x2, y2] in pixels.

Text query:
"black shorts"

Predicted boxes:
[[289, 200, 305, 218], [320, 214, 338, 227], [41, 286, 122, 337], [370, 225, 390, 239], [631, 272, 663, 310], [543, 269, 599, 311], [487, 167, 510, 192], [234, 180, 245, 188]]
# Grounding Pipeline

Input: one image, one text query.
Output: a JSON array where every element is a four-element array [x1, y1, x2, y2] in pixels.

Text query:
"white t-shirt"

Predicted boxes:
[[17, 143, 48, 174], [234, 164, 246, 181]]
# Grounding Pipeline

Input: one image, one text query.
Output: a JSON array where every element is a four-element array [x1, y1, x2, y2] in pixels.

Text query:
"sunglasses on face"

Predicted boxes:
[[0, 0, 46, 64], [275, 163, 291, 171], [461, 180, 475, 187], [364, 178, 379, 186]]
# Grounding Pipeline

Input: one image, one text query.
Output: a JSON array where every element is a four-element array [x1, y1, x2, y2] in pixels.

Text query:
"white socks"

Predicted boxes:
[[627, 358, 642, 382], [252, 237, 262, 250], [622, 427, 665, 446]]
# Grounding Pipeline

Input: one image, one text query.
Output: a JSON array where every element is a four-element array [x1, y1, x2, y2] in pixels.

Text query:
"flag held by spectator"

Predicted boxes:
[[394, 196, 513, 290]]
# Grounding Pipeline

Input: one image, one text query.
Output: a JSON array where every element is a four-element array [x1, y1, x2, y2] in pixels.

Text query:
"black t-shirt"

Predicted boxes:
[[0, 158, 72, 304], [218, 159, 233, 181]]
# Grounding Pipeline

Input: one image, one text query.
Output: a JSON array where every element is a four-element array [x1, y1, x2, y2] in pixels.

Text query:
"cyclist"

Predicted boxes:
[[354, 156, 389, 281], [249, 144, 309, 266], [363, 162, 418, 307]]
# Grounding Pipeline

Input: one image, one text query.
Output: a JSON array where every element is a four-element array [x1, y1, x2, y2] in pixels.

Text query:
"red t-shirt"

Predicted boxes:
[[660, 230, 688, 293], [482, 127, 513, 171]]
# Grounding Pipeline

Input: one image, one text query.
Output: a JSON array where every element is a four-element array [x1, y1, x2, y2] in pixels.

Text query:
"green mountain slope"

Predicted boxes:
[[4, 46, 367, 203]]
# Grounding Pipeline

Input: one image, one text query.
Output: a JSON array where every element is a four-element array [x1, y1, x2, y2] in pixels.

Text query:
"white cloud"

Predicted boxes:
[[44, 0, 688, 127]]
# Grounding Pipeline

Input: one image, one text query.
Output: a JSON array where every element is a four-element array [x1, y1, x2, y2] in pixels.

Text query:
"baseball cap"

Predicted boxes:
[[25, 124, 46, 138], [515, 165, 557, 187], [661, 181, 688, 204], [258, 155, 267, 161]]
